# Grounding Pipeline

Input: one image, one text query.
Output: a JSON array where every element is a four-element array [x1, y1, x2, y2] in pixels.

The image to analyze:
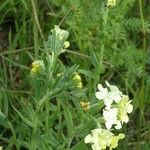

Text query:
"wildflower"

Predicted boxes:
[[103, 95, 133, 130], [95, 81, 122, 108], [96, 81, 133, 130], [80, 101, 90, 111], [31, 60, 45, 74], [106, 0, 117, 6], [84, 128, 113, 150], [105, 81, 122, 103], [110, 133, 125, 149], [95, 84, 108, 100], [95, 84, 112, 108], [103, 107, 121, 130], [73, 74, 83, 88], [84, 128, 125, 150], [0, 146, 2, 150], [116, 95, 133, 123]]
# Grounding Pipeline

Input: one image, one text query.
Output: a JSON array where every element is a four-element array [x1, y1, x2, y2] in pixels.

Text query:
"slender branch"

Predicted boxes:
[[0, 47, 34, 55], [65, 49, 90, 59], [58, 7, 73, 26], [31, 0, 44, 41], [65, 49, 114, 67]]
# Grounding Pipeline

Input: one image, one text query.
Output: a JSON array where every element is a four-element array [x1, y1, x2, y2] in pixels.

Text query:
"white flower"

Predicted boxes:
[[103, 108, 119, 130], [105, 81, 123, 103], [84, 128, 125, 150], [96, 81, 133, 130], [103, 95, 133, 130], [95, 81, 123, 108], [114, 120, 122, 130], [95, 84, 108, 100], [95, 84, 113, 108]]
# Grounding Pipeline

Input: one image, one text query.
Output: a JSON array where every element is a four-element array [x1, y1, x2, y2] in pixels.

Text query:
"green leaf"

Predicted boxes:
[[63, 105, 74, 136], [12, 105, 34, 128], [71, 141, 87, 150], [0, 110, 10, 128]]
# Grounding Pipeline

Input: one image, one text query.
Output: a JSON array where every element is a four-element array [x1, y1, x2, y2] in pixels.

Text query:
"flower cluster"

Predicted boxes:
[[85, 128, 125, 150], [84, 81, 133, 150], [96, 81, 133, 130]]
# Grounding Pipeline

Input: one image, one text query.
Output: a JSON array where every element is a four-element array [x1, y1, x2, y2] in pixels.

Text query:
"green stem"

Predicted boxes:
[[32, 0, 39, 58], [97, 7, 109, 84], [138, 0, 146, 149], [104, 7, 109, 27], [31, 116, 38, 150], [45, 101, 49, 131], [31, 0, 44, 57]]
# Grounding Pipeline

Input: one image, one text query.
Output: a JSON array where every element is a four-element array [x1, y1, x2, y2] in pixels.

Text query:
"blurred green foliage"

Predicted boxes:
[[0, 0, 150, 149]]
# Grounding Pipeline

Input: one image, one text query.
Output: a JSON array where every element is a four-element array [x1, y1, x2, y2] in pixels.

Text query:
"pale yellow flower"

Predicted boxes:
[[0, 146, 3, 150], [107, 0, 117, 6], [117, 95, 133, 123], [103, 95, 133, 130], [84, 128, 125, 150], [110, 133, 125, 149]]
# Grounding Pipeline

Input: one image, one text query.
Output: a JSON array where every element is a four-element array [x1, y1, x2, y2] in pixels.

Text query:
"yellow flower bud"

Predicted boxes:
[[31, 60, 45, 74], [80, 101, 90, 111], [64, 41, 70, 49], [74, 74, 83, 88]]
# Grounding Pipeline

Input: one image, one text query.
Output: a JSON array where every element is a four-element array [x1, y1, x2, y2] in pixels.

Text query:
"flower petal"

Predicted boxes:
[[123, 115, 129, 123], [95, 90, 107, 100], [84, 134, 93, 143], [126, 103, 133, 113], [115, 121, 122, 130]]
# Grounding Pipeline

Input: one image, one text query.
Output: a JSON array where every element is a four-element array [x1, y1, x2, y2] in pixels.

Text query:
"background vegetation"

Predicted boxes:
[[0, 0, 150, 149]]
